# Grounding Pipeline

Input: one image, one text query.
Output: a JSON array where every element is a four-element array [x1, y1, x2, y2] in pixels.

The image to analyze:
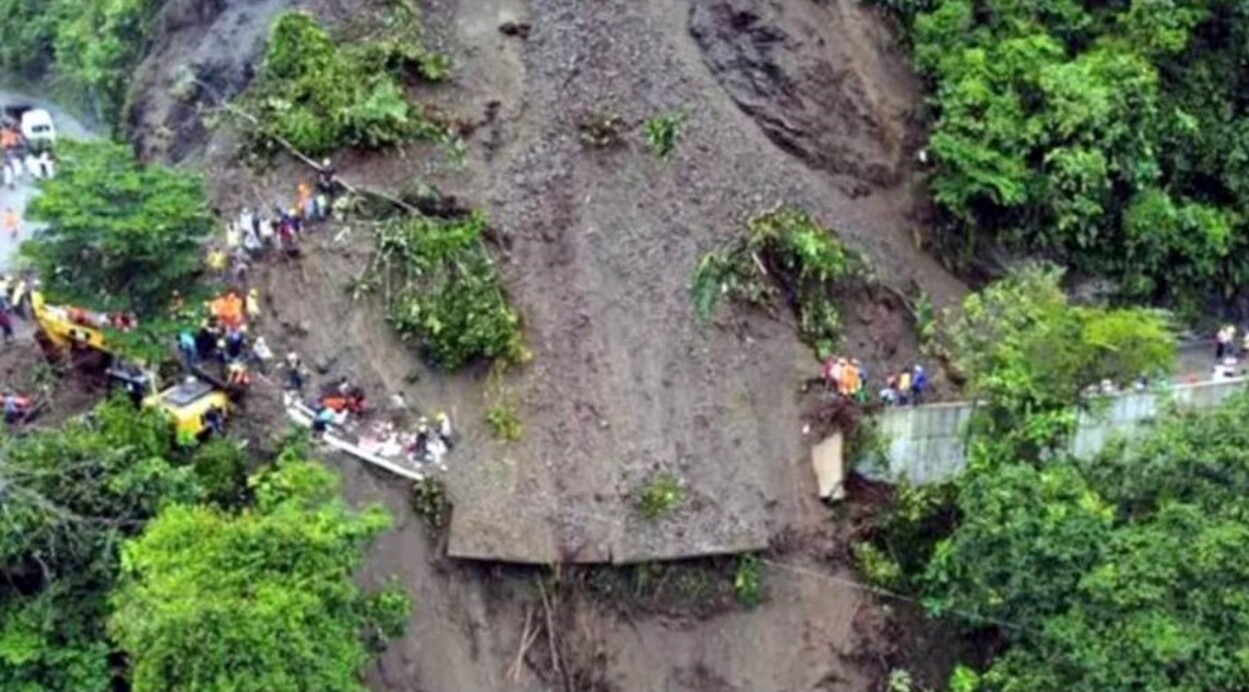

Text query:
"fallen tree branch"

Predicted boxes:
[[537, 577, 565, 690], [509, 607, 537, 682]]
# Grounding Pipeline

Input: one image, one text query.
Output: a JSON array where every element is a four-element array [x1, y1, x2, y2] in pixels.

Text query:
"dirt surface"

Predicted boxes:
[[123, 0, 973, 687], [0, 320, 101, 429], [411, 0, 964, 565]]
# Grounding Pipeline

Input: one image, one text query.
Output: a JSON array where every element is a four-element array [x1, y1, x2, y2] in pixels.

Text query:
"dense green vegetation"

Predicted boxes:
[[22, 140, 214, 315], [929, 392, 1249, 690], [853, 269, 1249, 689], [374, 213, 526, 370], [0, 398, 407, 690], [246, 10, 449, 158], [0, 398, 197, 690], [891, 0, 1249, 309], [0, 0, 157, 125], [111, 454, 408, 691], [948, 265, 1175, 459], [693, 207, 863, 356]]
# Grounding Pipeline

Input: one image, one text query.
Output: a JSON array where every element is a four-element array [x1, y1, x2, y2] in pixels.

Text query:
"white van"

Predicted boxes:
[[20, 109, 56, 145]]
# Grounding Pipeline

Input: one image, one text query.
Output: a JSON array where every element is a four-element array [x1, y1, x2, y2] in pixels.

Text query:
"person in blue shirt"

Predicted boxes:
[[3, 390, 20, 423], [911, 365, 928, 405], [177, 330, 196, 370]]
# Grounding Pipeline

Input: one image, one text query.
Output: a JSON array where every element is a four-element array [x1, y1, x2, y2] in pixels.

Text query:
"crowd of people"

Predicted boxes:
[[202, 163, 458, 472], [207, 161, 337, 281], [821, 355, 928, 407]]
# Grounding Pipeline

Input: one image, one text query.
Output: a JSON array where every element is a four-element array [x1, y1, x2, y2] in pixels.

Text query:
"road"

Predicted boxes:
[[0, 84, 97, 270]]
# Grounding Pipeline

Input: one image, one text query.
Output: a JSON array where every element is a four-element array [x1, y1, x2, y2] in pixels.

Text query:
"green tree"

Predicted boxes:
[[894, 0, 1249, 306], [928, 394, 1249, 690], [0, 397, 200, 690], [947, 265, 1175, 457], [0, 0, 159, 125], [110, 456, 409, 692], [22, 140, 214, 314]]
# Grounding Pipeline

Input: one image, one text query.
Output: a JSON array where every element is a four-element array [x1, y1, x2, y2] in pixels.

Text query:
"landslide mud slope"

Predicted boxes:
[[129, 0, 958, 564], [429, 0, 961, 564]]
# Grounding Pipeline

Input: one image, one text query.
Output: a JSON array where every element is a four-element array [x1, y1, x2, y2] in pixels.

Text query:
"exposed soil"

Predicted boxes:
[[123, 0, 971, 688]]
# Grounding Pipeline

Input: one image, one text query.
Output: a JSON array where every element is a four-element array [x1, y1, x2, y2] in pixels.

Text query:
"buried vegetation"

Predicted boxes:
[[242, 9, 450, 158], [693, 207, 864, 357], [368, 212, 527, 370]]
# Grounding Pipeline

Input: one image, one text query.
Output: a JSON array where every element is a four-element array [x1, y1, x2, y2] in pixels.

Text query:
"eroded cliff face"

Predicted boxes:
[[126, 0, 301, 161]]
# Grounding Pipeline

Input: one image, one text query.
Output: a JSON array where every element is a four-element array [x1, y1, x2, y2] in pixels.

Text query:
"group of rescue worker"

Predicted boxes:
[[821, 355, 929, 407]]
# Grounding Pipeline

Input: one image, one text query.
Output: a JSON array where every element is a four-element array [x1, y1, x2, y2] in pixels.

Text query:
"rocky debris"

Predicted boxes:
[[126, 0, 301, 161], [689, 0, 915, 190], [499, 21, 532, 39]]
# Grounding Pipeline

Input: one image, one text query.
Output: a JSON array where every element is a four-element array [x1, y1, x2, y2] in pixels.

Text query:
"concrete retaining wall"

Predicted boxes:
[[861, 378, 1249, 484]]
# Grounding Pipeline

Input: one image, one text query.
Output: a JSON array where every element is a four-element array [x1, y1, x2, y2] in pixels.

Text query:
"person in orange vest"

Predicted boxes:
[[296, 181, 312, 219], [842, 359, 861, 399], [3, 208, 18, 241], [224, 291, 244, 327]]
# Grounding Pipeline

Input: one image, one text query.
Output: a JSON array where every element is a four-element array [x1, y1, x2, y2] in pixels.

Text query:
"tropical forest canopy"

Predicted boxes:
[[891, 0, 1249, 309], [0, 0, 159, 125], [858, 269, 1249, 690], [0, 398, 408, 690]]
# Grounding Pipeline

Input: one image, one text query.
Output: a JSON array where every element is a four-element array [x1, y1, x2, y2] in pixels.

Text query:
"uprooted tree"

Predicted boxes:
[[21, 140, 214, 315], [364, 212, 527, 370]]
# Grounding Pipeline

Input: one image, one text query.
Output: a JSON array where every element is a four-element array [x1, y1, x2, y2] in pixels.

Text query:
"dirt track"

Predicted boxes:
[[128, 0, 966, 687]]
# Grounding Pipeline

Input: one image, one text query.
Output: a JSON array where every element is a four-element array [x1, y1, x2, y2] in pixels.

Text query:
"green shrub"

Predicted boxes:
[[636, 473, 683, 519], [644, 111, 684, 159], [190, 438, 251, 509], [361, 584, 411, 653], [485, 402, 522, 442], [692, 207, 862, 356], [733, 554, 763, 606], [377, 213, 526, 370], [853, 542, 904, 590], [245, 11, 448, 157], [410, 477, 451, 530]]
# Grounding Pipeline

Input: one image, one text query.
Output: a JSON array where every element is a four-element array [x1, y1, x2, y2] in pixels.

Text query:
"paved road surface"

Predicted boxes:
[[0, 85, 97, 270]]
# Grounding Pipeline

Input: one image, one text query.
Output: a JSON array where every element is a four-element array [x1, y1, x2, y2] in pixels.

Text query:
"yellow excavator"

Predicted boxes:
[[31, 292, 231, 440]]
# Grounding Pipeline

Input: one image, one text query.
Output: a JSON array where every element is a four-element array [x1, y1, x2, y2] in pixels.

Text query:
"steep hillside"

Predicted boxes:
[[121, 0, 965, 688]]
